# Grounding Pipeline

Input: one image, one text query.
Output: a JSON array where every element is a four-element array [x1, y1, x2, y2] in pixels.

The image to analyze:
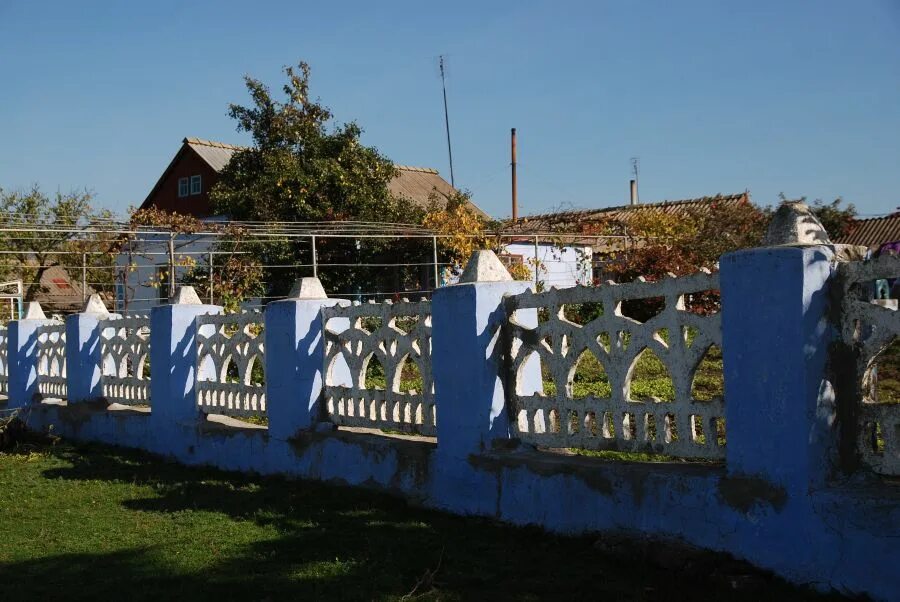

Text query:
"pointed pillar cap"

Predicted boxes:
[[288, 277, 328, 299], [82, 294, 110, 316], [764, 200, 832, 246], [23, 301, 46, 320], [171, 286, 201, 305], [459, 250, 513, 283]]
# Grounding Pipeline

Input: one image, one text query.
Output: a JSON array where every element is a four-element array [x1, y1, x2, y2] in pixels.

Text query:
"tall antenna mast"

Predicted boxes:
[[439, 55, 455, 188]]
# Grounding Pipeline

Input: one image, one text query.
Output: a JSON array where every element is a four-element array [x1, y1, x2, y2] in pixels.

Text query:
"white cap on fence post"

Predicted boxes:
[[171, 286, 202, 305], [23, 301, 46, 319], [287, 277, 328, 300], [81, 293, 110, 316], [764, 201, 831, 246], [458, 250, 513, 284]]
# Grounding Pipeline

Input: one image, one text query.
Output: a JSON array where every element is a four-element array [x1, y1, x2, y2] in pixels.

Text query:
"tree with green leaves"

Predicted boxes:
[[209, 62, 429, 298], [808, 197, 857, 241], [0, 186, 116, 303]]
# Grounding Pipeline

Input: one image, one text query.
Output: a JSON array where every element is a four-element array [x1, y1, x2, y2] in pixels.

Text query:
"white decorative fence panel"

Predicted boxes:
[[837, 254, 900, 475], [322, 299, 435, 436], [35, 321, 67, 399], [505, 271, 725, 459], [100, 315, 151, 406], [0, 327, 8, 396], [196, 312, 266, 418]]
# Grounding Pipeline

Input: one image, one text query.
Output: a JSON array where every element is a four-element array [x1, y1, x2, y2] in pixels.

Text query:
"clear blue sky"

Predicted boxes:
[[1, 0, 898, 219]]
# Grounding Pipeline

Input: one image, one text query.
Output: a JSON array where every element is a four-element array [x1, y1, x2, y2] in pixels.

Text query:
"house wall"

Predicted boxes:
[[144, 148, 219, 217]]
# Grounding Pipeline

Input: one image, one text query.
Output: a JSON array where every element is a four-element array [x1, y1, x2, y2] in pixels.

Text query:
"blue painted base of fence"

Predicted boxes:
[[21, 402, 900, 600]]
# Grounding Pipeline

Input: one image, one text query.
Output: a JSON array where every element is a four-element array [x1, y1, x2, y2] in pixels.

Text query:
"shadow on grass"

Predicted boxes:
[[0, 441, 843, 602]]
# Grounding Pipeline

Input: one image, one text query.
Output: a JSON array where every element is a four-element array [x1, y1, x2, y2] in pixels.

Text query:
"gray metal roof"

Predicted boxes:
[[183, 137, 244, 172]]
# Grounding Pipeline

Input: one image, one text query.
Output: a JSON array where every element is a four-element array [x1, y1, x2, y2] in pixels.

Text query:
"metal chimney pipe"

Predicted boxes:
[[511, 128, 518, 221], [630, 179, 638, 205]]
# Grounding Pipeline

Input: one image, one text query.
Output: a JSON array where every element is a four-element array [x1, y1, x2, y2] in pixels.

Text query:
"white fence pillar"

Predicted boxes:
[[149, 287, 221, 426], [265, 278, 346, 440], [65, 294, 109, 403], [720, 245, 838, 489], [7, 302, 52, 409], [432, 251, 536, 459]]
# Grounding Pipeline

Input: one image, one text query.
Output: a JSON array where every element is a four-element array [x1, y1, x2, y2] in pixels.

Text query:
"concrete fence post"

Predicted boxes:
[[7, 302, 52, 409], [65, 294, 109, 403], [432, 251, 536, 460], [265, 278, 348, 440], [149, 287, 221, 427], [720, 204, 863, 491]]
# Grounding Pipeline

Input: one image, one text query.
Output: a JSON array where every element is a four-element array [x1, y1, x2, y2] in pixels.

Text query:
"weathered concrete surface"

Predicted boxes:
[[287, 276, 328, 299], [764, 200, 831, 246], [458, 250, 513, 283]]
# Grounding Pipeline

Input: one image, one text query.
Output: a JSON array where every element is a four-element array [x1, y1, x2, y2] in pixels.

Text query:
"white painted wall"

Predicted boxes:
[[115, 232, 216, 314], [502, 242, 592, 288]]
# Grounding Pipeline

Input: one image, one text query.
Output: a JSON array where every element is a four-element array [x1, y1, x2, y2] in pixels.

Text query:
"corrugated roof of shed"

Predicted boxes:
[[504, 192, 751, 234], [835, 214, 900, 249]]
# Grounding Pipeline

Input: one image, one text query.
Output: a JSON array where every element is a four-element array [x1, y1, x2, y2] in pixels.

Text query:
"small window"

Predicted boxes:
[[499, 254, 524, 267], [178, 177, 189, 198], [190, 174, 202, 195]]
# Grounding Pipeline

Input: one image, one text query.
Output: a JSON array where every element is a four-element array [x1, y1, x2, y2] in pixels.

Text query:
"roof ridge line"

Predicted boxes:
[[520, 192, 749, 220], [394, 165, 439, 174]]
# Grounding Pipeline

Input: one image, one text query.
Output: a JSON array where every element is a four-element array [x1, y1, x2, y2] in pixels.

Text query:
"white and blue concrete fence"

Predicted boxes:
[[1, 245, 899, 599]]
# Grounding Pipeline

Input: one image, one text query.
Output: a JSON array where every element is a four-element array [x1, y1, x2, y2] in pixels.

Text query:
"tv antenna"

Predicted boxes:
[[439, 55, 455, 188]]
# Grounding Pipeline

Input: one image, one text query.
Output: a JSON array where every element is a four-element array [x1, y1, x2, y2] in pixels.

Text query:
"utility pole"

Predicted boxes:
[[439, 55, 455, 187], [511, 128, 518, 222]]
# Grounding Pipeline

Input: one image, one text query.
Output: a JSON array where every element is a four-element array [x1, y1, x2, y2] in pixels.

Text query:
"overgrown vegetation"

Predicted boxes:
[[872, 337, 900, 404], [128, 207, 264, 313], [0, 439, 836, 600], [0, 186, 117, 304]]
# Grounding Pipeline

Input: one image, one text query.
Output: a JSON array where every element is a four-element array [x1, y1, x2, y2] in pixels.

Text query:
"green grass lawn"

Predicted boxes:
[[874, 338, 900, 403], [0, 437, 839, 601]]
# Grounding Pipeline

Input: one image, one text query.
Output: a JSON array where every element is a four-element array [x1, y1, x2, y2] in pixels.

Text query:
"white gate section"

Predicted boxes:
[[196, 311, 266, 418], [505, 270, 725, 460], [100, 315, 151, 406], [837, 254, 900, 475], [322, 299, 434, 436], [35, 321, 67, 399]]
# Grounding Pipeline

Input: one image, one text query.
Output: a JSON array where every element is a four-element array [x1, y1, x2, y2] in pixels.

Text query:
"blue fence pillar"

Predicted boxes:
[[720, 245, 838, 490], [265, 278, 347, 440], [7, 302, 52, 409], [432, 251, 535, 460], [65, 294, 109, 403], [150, 287, 221, 426]]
